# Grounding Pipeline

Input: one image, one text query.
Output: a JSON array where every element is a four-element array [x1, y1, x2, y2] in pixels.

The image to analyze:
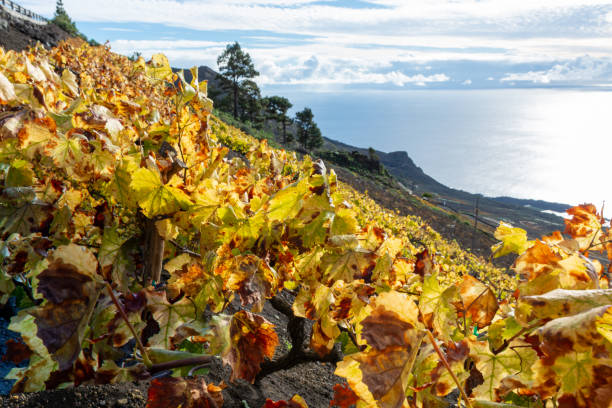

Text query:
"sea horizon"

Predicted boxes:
[[262, 86, 612, 216]]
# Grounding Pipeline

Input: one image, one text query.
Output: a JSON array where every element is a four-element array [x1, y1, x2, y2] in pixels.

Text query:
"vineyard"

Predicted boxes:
[[0, 40, 611, 407]]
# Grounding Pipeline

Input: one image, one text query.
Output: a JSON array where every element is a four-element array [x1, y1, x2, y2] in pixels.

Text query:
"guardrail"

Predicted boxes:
[[0, 0, 48, 24]]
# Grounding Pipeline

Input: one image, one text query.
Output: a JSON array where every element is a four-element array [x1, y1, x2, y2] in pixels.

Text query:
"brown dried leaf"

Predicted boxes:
[[457, 275, 499, 328], [31, 245, 103, 371]]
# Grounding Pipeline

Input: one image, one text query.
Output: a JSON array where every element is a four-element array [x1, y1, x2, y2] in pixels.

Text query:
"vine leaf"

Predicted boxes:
[[146, 376, 223, 408], [144, 289, 196, 349], [419, 273, 459, 341], [223, 310, 278, 383], [516, 288, 612, 325], [533, 305, 612, 407], [429, 340, 470, 397], [330, 383, 358, 408], [319, 248, 377, 286], [98, 227, 131, 286], [6, 312, 58, 392], [337, 291, 425, 408], [6, 159, 36, 187], [145, 53, 174, 82], [17, 117, 55, 159], [263, 395, 309, 408], [30, 244, 103, 371], [224, 255, 277, 313], [263, 179, 308, 222], [564, 204, 603, 251], [457, 275, 499, 329], [469, 339, 537, 401], [130, 167, 192, 217], [491, 222, 533, 258], [596, 306, 612, 344], [0, 71, 17, 102]]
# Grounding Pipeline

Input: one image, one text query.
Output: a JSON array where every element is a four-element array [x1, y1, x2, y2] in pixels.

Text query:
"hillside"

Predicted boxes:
[[0, 6, 69, 51], [177, 65, 569, 239], [1, 41, 611, 408]]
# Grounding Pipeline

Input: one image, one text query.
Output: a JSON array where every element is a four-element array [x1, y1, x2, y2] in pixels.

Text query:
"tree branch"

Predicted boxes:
[[256, 294, 342, 383]]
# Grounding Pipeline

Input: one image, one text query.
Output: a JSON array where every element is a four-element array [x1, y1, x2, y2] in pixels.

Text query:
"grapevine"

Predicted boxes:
[[0, 39, 611, 408]]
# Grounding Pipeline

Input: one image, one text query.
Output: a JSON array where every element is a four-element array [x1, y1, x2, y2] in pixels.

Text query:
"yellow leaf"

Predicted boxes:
[[130, 168, 192, 217], [155, 218, 179, 240], [61, 69, 79, 97], [0, 71, 17, 103], [17, 118, 55, 159], [146, 53, 173, 81], [491, 222, 533, 258]]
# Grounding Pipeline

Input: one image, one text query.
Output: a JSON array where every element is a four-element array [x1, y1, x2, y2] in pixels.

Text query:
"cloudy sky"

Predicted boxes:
[[20, 0, 612, 89]]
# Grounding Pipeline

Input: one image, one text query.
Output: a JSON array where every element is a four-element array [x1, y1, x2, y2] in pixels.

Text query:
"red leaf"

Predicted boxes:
[[146, 377, 221, 408], [330, 383, 358, 408], [2, 339, 32, 364], [263, 394, 308, 408]]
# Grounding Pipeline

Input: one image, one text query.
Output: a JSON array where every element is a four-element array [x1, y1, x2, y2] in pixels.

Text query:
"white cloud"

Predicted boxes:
[[18, 0, 612, 88], [501, 56, 612, 83], [462, 79, 472, 85], [100, 27, 140, 32], [20, 0, 612, 37]]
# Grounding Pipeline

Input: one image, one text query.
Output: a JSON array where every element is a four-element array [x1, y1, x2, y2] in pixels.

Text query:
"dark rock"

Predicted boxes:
[[0, 8, 70, 52]]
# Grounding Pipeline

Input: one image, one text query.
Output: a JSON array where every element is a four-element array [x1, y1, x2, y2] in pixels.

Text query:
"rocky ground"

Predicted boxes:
[[0, 293, 344, 408]]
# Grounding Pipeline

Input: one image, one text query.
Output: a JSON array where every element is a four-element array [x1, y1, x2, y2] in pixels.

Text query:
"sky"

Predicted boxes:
[[19, 0, 612, 89]]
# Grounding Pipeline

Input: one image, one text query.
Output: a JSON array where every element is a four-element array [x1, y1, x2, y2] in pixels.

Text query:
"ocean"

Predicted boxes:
[[262, 87, 612, 215]]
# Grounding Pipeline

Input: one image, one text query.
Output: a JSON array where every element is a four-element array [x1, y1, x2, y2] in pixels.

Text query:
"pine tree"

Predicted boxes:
[[52, 0, 78, 36], [217, 42, 259, 119], [264, 96, 293, 143], [295, 107, 323, 150]]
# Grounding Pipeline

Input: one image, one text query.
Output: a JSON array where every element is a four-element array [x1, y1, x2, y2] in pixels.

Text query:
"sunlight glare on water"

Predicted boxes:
[[269, 88, 612, 216]]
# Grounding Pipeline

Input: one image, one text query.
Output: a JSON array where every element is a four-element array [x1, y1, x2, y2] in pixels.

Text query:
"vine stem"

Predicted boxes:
[[425, 329, 473, 408], [150, 356, 213, 374], [105, 283, 152, 368]]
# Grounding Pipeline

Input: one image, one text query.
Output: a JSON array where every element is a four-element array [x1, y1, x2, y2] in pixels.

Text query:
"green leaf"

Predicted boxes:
[[330, 208, 359, 236], [98, 227, 132, 290], [263, 180, 308, 222], [107, 157, 138, 207], [419, 273, 459, 341], [469, 340, 537, 401], [300, 211, 332, 248], [130, 168, 192, 217], [6, 159, 35, 187], [7, 311, 58, 392], [0, 191, 53, 237], [144, 289, 196, 349], [147, 348, 204, 364], [337, 331, 360, 355]]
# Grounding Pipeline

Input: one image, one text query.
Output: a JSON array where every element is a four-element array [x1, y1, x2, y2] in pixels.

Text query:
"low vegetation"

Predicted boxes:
[[0, 40, 611, 408]]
